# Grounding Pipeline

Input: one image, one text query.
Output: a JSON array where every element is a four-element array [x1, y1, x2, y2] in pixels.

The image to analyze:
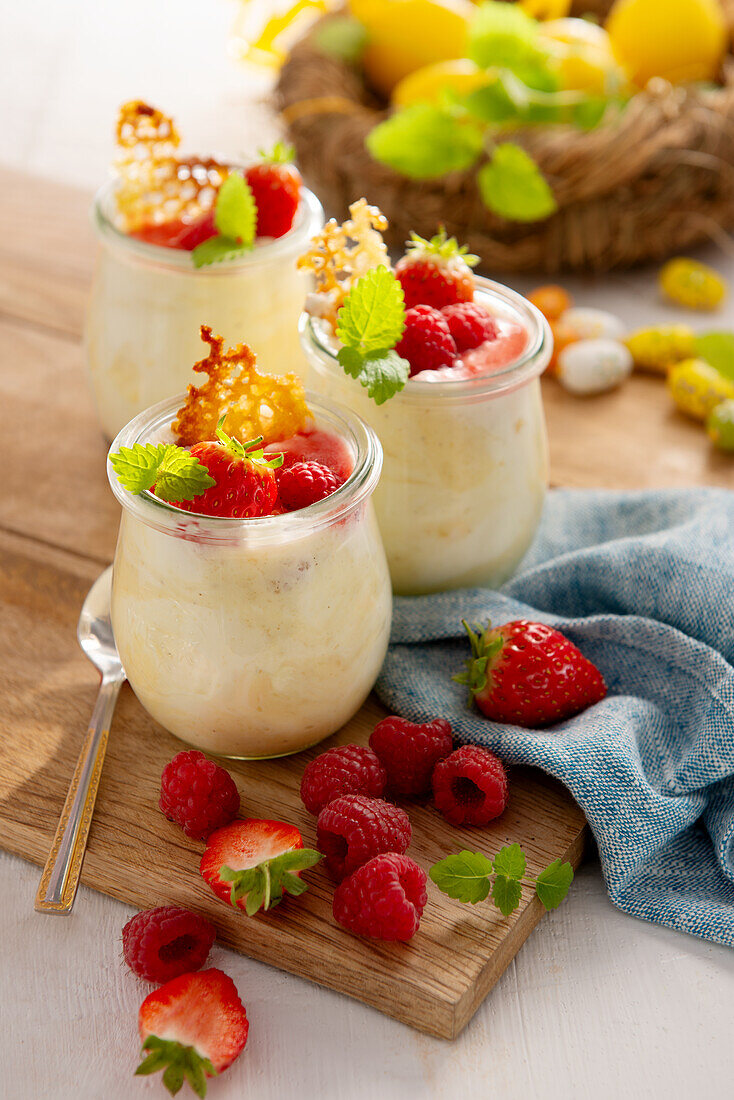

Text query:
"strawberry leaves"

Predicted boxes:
[[336, 266, 411, 404], [192, 174, 257, 268], [430, 844, 573, 917], [136, 1035, 217, 1098], [109, 443, 215, 502], [219, 848, 322, 915]]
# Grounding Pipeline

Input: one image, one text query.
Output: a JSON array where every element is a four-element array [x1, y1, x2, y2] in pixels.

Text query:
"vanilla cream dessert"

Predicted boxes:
[[301, 279, 551, 596], [107, 392, 390, 758]]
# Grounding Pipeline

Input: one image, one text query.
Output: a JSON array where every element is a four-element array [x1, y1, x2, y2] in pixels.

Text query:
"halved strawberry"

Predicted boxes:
[[173, 209, 217, 250], [200, 819, 321, 916], [395, 228, 479, 310], [245, 142, 302, 239], [136, 968, 248, 1098], [454, 619, 607, 728]]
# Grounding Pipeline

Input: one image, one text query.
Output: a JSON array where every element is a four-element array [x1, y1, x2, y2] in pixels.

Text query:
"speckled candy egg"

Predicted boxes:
[[659, 258, 727, 311], [625, 324, 696, 374], [667, 359, 734, 420], [706, 399, 734, 452], [561, 307, 626, 342], [557, 338, 633, 395]]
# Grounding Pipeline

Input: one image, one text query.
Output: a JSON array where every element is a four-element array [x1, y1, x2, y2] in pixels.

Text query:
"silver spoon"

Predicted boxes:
[[35, 566, 126, 914]]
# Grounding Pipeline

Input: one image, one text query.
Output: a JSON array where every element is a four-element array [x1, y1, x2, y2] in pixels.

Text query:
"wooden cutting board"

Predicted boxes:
[[0, 166, 727, 1040]]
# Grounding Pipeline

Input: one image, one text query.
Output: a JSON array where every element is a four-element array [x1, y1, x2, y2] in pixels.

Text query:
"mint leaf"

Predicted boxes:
[[468, 0, 547, 74], [337, 345, 366, 379], [192, 235, 254, 268], [491, 874, 522, 917], [360, 350, 411, 404], [535, 858, 574, 910], [109, 443, 215, 502], [214, 173, 257, 245], [366, 103, 484, 180], [695, 332, 734, 381], [336, 266, 406, 356], [478, 143, 557, 222], [429, 850, 494, 903], [312, 16, 368, 64], [493, 843, 526, 880]]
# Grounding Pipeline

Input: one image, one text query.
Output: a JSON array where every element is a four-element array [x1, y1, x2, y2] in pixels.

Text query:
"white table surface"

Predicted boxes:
[[2, 2, 733, 1098]]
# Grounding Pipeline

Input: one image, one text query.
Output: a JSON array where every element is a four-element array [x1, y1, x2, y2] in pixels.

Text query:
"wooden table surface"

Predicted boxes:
[[2, 1, 733, 1093]]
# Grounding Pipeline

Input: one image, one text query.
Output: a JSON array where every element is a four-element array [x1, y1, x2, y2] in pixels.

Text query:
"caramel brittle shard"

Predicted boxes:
[[297, 198, 389, 319], [173, 327, 311, 447], [114, 101, 230, 232]]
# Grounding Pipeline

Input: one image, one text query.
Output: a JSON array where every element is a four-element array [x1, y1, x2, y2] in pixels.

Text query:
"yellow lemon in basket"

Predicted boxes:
[[392, 59, 489, 106], [540, 18, 629, 93], [606, 0, 728, 86], [349, 0, 473, 97]]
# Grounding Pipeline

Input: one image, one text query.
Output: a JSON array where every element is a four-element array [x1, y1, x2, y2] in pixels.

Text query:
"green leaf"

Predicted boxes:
[[695, 332, 734, 381], [312, 16, 368, 64], [214, 173, 257, 245], [275, 848, 323, 872], [191, 235, 254, 268], [491, 874, 522, 916], [109, 443, 216, 502], [281, 872, 309, 896], [535, 858, 574, 910], [493, 843, 526, 880], [366, 103, 485, 180], [358, 350, 411, 405], [162, 1063, 185, 1096], [337, 345, 366, 379], [468, 1, 548, 74], [336, 266, 406, 356], [464, 79, 520, 124], [135, 1037, 215, 1098], [219, 848, 321, 914], [478, 142, 557, 222], [429, 850, 494, 903]]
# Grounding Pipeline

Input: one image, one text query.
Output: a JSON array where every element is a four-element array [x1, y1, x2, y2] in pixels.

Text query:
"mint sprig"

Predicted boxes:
[[335, 266, 410, 404], [366, 103, 485, 180], [219, 848, 322, 916], [192, 173, 257, 268], [478, 143, 557, 222], [109, 443, 215, 502], [430, 844, 573, 917], [136, 1035, 216, 1098]]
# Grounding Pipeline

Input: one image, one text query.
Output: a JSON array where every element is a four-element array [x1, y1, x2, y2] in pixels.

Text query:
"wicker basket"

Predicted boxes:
[[276, 1, 734, 273]]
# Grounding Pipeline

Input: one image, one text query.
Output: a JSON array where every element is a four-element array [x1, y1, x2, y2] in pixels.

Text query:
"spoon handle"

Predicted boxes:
[[35, 673, 125, 914]]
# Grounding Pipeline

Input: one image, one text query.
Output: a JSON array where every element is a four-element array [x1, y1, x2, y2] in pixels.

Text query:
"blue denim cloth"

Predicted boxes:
[[376, 489, 734, 946]]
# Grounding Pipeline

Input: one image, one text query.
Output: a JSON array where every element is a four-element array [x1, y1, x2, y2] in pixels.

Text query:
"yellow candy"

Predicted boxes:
[[518, 0, 573, 18], [606, 0, 727, 87], [625, 325, 697, 374], [539, 18, 628, 94], [659, 257, 728, 312], [667, 359, 734, 420], [392, 59, 489, 107]]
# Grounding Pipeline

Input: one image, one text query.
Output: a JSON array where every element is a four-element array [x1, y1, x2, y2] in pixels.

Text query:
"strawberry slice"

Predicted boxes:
[[173, 210, 217, 250], [200, 819, 321, 916], [136, 968, 248, 1097]]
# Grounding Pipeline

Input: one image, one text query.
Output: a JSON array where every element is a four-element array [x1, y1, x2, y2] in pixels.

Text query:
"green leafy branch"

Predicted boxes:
[[335, 265, 411, 404], [430, 843, 574, 917]]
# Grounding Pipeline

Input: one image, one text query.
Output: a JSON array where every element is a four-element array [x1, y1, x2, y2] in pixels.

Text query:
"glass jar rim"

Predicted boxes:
[[301, 276, 552, 401], [107, 391, 382, 544], [92, 174, 324, 273]]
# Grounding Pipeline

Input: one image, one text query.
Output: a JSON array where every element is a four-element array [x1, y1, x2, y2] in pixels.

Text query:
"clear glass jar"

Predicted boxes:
[[107, 393, 391, 759], [86, 180, 324, 439], [301, 277, 552, 596]]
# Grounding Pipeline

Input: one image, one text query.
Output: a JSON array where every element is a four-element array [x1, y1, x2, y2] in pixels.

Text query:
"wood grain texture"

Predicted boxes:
[[0, 526, 585, 1039]]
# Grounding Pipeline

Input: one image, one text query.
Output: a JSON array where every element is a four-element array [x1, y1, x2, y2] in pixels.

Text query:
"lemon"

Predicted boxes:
[[540, 18, 629, 93], [392, 59, 489, 106], [606, 0, 728, 86], [349, 0, 474, 97]]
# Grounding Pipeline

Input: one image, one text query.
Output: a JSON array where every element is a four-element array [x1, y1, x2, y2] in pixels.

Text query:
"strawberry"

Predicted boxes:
[[454, 619, 607, 728], [130, 218, 189, 249], [395, 228, 479, 310], [245, 142, 302, 239], [136, 968, 248, 1097], [173, 209, 217, 251], [175, 419, 282, 518], [200, 819, 321, 915]]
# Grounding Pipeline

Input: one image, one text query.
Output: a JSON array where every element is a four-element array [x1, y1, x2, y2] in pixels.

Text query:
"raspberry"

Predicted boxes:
[[317, 795, 412, 880], [395, 305, 457, 378], [369, 716, 453, 797], [333, 854, 427, 941], [431, 745, 508, 826], [278, 460, 343, 512], [160, 750, 240, 840], [301, 744, 387, 815], [441, 303, 499, 353], [122, 906, 215, 983]]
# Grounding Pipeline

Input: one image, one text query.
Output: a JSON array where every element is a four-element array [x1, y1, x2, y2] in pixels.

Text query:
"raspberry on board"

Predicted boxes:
[[159, 750, 240, 840], [432, 745, 508, 827], [369, 716, 453, 797], [333, 853, 427, 941], [395, 305, 458, 377], [300, 744, 387, 815], [278, 460, 343, 512], [317, 794, 412, 880], [441, 302, 499, 353], [122, 906, 216, 983]]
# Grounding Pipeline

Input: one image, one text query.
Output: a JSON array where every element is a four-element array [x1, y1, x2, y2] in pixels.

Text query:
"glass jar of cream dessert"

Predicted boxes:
[[86, 101, 323, 440], [298, 207, 552, 596], [107, 331, 391, 758]]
